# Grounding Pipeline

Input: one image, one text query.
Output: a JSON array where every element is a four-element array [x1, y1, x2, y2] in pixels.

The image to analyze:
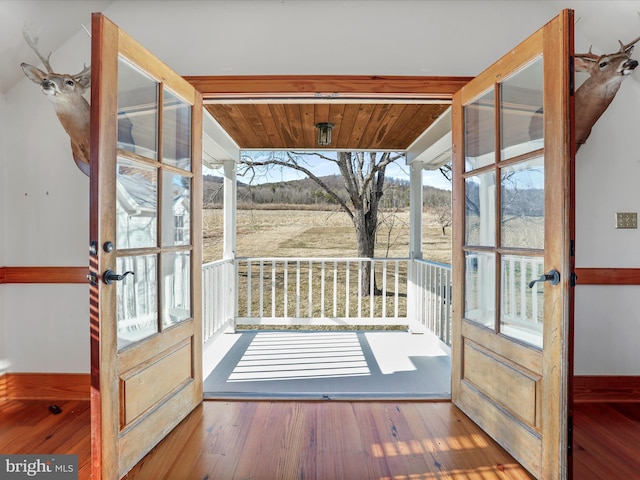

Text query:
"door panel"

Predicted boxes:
[[451, 10, 573, 479], [90, 14, 203, 479]]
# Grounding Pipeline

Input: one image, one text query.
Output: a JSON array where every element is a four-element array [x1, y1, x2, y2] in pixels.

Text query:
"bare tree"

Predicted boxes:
[[240, 150, 405, 296]]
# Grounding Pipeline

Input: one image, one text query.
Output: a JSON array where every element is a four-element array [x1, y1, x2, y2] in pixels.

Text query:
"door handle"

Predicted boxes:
[[103, 270, 134, 285], [528, 269, 560, 288]]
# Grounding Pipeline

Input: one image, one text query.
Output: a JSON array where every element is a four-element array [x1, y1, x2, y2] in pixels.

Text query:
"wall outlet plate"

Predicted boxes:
[[616, 212, 638, 229]]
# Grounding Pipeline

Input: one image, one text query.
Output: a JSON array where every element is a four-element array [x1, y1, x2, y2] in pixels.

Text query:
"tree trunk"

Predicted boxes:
[[353, 211, 379, 296]]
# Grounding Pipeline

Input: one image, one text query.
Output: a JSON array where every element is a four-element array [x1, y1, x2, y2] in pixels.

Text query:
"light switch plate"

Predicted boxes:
[[616, 212, 638, 229]]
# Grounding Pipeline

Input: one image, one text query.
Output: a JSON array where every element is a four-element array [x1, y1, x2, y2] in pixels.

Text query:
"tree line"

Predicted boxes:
[[203, 174, 451, 212]]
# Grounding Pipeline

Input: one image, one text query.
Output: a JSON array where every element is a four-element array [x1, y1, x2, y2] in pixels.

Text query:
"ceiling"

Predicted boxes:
[[205, 102, 450, 151]]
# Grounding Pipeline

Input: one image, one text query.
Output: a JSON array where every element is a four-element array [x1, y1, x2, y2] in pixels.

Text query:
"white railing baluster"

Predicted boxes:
[[321, 260, 326, 318], [369, 259, 375, 318], [308, 260, 313, 317], [271, 260, 276, 318], [296, 260, 301, 318], [259, 260, 264, 318], [333, 260, 338, 317], [394, 260, 399, 319], [345, 260, 350, 318], [382, 261, 388, 318], [247, 261, 252, 318], [284, 260, 288, 318]]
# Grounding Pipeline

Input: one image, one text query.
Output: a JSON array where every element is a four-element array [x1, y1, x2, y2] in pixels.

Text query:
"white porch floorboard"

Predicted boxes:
[[203, 330, 451, 400]]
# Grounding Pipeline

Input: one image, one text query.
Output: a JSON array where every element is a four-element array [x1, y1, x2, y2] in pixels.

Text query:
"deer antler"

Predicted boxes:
[[575, 46, 600, 61], [619, 34, 640, 53], [22, 24, 54, 74]]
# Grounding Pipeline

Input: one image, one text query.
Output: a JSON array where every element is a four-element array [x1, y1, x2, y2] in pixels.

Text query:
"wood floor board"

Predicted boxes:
[[2, 398, 634, 479], [572, 402, 640, 480]]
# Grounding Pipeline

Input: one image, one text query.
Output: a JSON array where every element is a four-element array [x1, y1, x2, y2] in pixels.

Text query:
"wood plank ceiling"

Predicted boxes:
[[204, 102, 450, 150]]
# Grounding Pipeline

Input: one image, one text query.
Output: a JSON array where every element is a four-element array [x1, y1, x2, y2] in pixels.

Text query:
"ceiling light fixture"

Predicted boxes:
[[315, 122, 334, 146]]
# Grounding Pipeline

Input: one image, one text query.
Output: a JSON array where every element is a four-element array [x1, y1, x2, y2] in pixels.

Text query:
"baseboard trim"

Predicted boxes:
[[574, 375, 640, 403], [0, 266, 88, 284], [4, 373, 90, 400]]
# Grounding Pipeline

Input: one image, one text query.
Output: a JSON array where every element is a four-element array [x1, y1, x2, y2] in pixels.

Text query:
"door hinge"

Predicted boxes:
[[570, 272, 578, 287], [86, 271, 98, 286]]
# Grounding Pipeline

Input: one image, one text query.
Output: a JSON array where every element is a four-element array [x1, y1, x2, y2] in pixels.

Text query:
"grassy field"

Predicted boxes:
[[203, 207, 452, 265]]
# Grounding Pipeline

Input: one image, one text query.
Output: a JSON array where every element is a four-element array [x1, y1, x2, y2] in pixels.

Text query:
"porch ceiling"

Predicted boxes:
[[188, 76, 471, 153], [204, 102, 450, 150]]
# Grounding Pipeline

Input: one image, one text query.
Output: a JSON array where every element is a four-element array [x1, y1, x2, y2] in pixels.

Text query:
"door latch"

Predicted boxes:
[[103, 270, 134, 285], [528, 269, 560, 288]]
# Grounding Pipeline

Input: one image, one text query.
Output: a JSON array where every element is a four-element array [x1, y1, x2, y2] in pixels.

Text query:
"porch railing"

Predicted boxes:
[[201, 257, 456, 348], [235, 257, 409, 326], [202, 258, 235, 343], [412, 259, 452, 346]]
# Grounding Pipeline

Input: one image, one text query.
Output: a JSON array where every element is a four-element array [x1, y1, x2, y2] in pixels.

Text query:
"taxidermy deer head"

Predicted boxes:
[[20, 27, 91, 176], [574, 33, 640, 150]]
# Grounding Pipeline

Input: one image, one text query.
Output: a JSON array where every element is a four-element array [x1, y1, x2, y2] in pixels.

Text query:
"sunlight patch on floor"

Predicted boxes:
[[227, 332, 371, 382], [365, 331, 449, 375]]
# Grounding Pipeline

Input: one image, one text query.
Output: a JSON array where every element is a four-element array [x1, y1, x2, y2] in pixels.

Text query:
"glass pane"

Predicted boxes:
[[465, 172, 496, 247], [464, 89, 495, 171], [116, 158, 158, 249], [500, 56, 544, 160], [464, 251, 495, 328], [163, 88, 192, 171], [162, 172, 191, 247], [501, 157, 544, 249], [162, 252, 191, 328], [500, 255, 543, 348], [117, 57, 158, 159], [117, 255, 158, 350]]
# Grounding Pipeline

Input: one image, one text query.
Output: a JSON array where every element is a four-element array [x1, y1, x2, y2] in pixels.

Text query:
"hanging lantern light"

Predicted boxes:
[[315, 122, 334, 146]]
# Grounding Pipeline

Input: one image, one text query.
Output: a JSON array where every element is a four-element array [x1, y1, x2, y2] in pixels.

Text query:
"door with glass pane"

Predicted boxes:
[[89, 14, 203, 479], [451, 11, 574, 479]]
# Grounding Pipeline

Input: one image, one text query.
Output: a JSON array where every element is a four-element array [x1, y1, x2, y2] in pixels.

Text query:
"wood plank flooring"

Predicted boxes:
[[1, 398, 638, 479], [127, 401, 534, 479], [573, 402, 640, 479], [0, 399, 91, 478]]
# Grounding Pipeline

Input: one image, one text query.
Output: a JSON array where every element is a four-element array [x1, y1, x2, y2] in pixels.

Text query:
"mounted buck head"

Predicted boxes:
[[574, 33, 640, 150], [20, 27, 91, 176]]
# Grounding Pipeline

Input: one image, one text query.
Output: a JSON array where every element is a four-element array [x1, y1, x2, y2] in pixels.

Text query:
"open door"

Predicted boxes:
[[89, 14, 203, 479], [451, 10, 574, 479]]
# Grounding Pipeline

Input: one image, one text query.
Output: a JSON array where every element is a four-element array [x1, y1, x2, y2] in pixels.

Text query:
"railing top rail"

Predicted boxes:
[[202, 258, 235, 269], [235, 256, 411, 263], [414, 258, 452, 270]]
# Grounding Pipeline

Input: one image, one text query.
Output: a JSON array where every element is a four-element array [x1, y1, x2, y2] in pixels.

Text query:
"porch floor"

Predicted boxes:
[[203, 329, 451, 400]]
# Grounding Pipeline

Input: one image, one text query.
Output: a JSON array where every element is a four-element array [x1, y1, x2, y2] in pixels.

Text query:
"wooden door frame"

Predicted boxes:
[[184, 75, 472, 101]]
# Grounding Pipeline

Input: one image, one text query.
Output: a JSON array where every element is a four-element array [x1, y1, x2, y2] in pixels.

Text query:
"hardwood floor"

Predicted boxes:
[[0, 399, 91, 478], [573, 402, 640, 479], [1, 398, 637, 479], [127, 401, 533, 479]]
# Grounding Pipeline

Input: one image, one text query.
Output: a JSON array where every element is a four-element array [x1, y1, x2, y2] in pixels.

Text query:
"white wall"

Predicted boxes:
[[574, 76, 640, 375], [0, 92, 6, 371], [2, 29, 90, 373], [1, 0, 640, 375]]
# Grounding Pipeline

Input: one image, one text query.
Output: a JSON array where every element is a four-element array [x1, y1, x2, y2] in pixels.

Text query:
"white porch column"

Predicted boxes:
[[407, 161, 423, 325], [222, 159, 237, 260], [409, 161, 423, 261]]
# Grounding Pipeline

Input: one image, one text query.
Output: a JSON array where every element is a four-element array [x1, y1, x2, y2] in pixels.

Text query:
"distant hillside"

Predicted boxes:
[[203, 174, 451, 210]]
